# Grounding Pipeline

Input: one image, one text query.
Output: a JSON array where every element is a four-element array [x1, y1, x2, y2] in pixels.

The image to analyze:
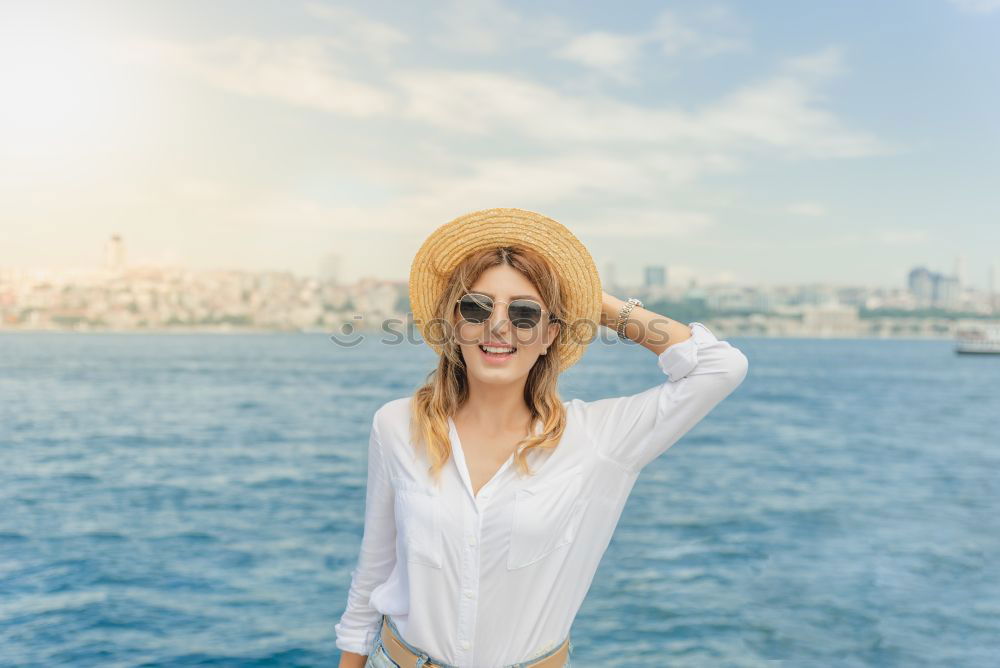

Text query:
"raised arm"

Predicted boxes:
[[575, 293, 749, 473], [334, 410, 397, 664], [598, 291, 695, 357]]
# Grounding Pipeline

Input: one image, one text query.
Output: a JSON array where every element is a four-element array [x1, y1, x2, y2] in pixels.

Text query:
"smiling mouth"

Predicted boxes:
[[479, 344, 517, 357]]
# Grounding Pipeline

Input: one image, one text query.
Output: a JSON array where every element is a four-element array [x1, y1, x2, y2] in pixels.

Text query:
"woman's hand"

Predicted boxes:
[[599, 290, 692, 355]]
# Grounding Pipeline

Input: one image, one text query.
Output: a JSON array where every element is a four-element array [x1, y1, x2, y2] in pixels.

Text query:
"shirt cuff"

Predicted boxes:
[[656, 322, 715, 382], [335, 626, 379, 656]]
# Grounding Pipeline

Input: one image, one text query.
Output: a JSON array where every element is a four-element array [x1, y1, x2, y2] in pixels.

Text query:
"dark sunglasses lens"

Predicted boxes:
[[509, 300, 543, 328], [459, 294, 492, 322]]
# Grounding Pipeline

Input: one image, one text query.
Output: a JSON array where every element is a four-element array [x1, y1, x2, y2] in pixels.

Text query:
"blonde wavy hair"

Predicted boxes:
[[410, 245, 570, 487]]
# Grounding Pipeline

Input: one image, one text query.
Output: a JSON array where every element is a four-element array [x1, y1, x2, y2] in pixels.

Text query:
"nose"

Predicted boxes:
[[487, 302, 513, 337]]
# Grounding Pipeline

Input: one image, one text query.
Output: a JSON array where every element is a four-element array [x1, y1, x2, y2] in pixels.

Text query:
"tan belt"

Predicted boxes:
[[379, 615, 569, 668]]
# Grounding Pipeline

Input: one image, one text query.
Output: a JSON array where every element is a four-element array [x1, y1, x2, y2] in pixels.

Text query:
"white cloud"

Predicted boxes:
[[647, 7, 748, 58], [765, 228, 931, 250], [428, 0, 570, 54], [947, 0, 1000, 14], [303, 2, 410, 63], [573, 209, 714, 238], [781, 45, 847, 77], [117, 35, 889, 253], [553, 7, 748, 83], [785, 202, 828, 216], [122, 35, 396, 116], [875, 228, 929, 245], [393, 150, 726, 216], [553, 32, 645, 84], [121, 12, 882, 162], [698, 64, 888, 159], [390, 49, 888, 161], [108, 6, 893, 276]]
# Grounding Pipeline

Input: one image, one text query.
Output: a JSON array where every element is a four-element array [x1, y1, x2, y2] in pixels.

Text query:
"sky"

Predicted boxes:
[[0, 0, 998, 289]]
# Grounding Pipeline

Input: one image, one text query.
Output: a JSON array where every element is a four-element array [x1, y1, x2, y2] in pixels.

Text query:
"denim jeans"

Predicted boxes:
[[364, 615, 573, 668]]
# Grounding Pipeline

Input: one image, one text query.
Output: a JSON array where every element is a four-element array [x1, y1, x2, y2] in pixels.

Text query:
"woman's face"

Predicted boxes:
[[454, 265, 560, 385]]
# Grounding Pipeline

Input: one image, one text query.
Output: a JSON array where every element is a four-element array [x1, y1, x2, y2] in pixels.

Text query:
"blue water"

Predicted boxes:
[[1, 331, 998, 667]]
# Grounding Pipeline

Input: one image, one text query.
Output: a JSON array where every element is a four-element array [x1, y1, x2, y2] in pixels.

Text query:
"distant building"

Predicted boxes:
[[644, 265, 666, 288], [800, 284, 836, 307], [801, 304, 861, 336], [953, 255, 966, 288], [908, 267, 933, 306], [991, 262, 1000, 314], [752, 292, 774, 312], [908, 265, 961, 310], [936, 275, 961, 309], [319, 252, 343, 285], [104, 234, 125, 273]]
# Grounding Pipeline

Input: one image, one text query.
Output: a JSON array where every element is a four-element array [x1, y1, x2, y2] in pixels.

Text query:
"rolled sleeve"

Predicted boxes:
[[657, 322, 706, 381], [334, 410, 396, 656], [577, 321, 749, 473]]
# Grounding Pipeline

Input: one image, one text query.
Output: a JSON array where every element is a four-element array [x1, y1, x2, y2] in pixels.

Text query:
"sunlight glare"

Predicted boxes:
[[0, 7, 128, 180]]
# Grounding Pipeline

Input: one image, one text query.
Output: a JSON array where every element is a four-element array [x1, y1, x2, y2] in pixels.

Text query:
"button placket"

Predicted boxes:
[[448, 414, 517, 665], [458, 501, 480, 663]]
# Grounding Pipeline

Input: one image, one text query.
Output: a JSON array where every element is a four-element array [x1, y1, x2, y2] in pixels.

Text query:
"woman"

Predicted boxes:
[[335, 208, 749, 667]]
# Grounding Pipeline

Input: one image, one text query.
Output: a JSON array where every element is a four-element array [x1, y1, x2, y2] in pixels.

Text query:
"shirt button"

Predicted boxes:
[[467, 536, 476, 546], [461, 640, 470, 650], [464, 590, 475, 599]]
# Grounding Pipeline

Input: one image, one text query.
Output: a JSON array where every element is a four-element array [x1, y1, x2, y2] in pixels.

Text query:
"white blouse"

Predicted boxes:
[[334, 321, 749, 667]]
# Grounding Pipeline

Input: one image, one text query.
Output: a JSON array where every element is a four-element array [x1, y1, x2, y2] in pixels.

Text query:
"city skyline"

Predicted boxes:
[[5, 248, 996, 334], [2, 231, 993, 294], [1, 1, 998, 288]]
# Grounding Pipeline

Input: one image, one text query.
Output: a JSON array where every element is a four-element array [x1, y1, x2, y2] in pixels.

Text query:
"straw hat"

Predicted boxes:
[[409, 207, 603, 372]]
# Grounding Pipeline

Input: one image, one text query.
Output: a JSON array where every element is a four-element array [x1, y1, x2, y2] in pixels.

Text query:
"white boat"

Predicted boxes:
[[955, 325, 1000, 354]]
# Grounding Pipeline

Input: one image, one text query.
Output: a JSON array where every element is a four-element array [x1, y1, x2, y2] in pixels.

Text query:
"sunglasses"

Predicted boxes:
[[455, 292, 554, 329]]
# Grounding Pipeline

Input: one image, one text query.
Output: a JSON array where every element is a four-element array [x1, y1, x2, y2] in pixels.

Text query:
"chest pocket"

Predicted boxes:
[[394, 480, 443, 569], [507, 468, 589, 570]]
